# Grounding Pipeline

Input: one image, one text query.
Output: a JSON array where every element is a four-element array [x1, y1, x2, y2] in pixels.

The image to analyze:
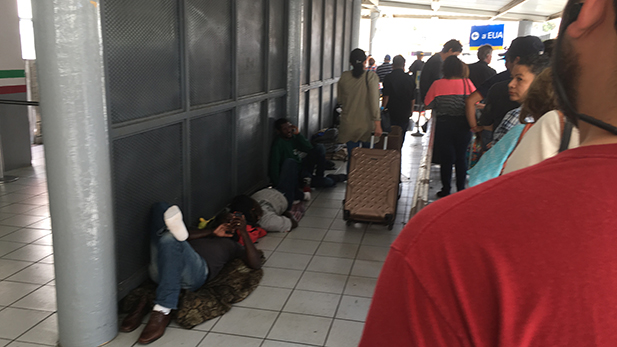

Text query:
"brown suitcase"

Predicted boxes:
[[343, 134, 401, 230], [383, 125, 403, 151]]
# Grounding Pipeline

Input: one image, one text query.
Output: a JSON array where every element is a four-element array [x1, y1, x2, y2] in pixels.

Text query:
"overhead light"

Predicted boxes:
[[431, 0, 440, 11]]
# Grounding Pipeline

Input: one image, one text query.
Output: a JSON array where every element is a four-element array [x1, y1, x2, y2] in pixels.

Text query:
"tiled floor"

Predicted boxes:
[[0, 132, 424, 347]]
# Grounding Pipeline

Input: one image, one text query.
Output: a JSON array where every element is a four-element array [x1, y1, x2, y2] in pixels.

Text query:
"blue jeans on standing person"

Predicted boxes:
[[346, 140, 371, 174], [148, 202, 209, 310], [434, 116, 472, 194]]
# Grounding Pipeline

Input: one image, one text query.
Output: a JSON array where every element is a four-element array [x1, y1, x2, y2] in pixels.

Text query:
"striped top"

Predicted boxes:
[[424, 78, 475, 117]]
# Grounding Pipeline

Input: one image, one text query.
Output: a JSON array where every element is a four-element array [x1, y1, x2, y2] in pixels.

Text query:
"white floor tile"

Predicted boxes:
[[295, 272, 348, 294], [343, 276, 378, 298], [105, 329, 141, 347], [325, 319, 365, 347], [350, 260, 383, 278], [0, 241, 25, 257], [303, 207, 340, 219], [0, 281, 40, 306], [0, 339, 9, 347], [361, 232, 398, 247], [276, 239, 320, 255], [355, 245, 390, 262], [143, 326, 205, 347], [234, 286, 292, 311], [306, 256, 353, 275], [267, 312, 332, 346], [0, 226, 19, 238], [285, 227, 328, 241], [315, 242, 359, 259], [7, 263, 55, 285], [335, 295, 371, 322], [0, 259, 33, 279], [12, 285, 57, 312], [322, 229, 364, 244], [0, 204, 38, 214], [282, 290, 340, 317], [261, 340, 311, 347], [211, 307, 278, 338], [198, 332, 262, 347], [191, 316, 220, 332], [298, 216, 334, 230], [255, 236, 284, 251], [5, 342, 51, 347], [260, 267, 303, 289], [3, 245, 53, 262], [0, 307, 50, 340], [17, 312, 58, 346], [1, 229, 50, 244], [264, 252, 312, 271], [0, 215, 46, 229]]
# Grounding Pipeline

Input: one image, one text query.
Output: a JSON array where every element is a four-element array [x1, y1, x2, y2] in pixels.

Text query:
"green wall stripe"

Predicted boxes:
[[0, 70, 26, 79]]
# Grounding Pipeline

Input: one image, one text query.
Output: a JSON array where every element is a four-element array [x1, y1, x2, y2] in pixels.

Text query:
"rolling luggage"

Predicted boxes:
[[343, 133, 401, 230]]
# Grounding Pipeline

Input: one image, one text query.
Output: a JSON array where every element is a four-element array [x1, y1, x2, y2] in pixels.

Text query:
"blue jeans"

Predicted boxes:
[[148, 202, 208, 309], [346, 140, 371, 174]]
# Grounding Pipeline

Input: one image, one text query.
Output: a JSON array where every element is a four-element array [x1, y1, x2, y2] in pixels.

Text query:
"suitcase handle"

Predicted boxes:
[[370, 132, 389, 149]]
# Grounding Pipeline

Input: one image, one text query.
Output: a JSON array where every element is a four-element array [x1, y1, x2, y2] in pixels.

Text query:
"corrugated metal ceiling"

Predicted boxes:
[[367, 0, 567, 21]]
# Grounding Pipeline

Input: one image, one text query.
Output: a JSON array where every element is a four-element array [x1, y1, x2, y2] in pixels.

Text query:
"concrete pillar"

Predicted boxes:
[[518, 20, 533, 36], [351, 0, 362, 49], [287, 0, 303, 125], [31, 1, 117, 346], [369, 8, 381, 55]]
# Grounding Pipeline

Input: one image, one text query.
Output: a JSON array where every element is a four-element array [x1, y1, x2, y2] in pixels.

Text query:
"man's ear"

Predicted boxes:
[[566, 0, 607, 38]]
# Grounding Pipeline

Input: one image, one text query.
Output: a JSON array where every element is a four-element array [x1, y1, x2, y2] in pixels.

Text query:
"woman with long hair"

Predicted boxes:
[[337, 48, 382, 172], [424, 55, 476, 197]]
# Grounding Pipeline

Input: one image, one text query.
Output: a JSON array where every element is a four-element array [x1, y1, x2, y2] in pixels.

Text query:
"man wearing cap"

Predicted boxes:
[[382, 55, 416, 138], [467, 44, 496, 88], [375, 54, 393, 82], [465, 36, 544, 147], [419, 39, 463, 104], [408, 52, 425, 85], [360, 0, 617, 344]]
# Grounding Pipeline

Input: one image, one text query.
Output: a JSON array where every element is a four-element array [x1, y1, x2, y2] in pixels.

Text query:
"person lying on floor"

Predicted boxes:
[[119, 203, 262, 345], [243, 188, 299, 233], [269, 118, 335, 208]]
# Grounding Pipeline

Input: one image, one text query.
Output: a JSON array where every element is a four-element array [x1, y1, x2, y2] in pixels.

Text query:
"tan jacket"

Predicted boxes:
[[337, 70, 381, 143]]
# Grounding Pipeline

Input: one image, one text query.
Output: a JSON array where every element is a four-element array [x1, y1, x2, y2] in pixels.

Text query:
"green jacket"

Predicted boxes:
[[269, 134, 313, 185]]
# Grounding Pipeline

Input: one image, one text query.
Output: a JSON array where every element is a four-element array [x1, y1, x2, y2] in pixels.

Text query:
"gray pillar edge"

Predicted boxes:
[[286, 0, 303, 125], [31, 1, 117, 346], [369, 8, 380, 55], [351, 0, 362, 50]]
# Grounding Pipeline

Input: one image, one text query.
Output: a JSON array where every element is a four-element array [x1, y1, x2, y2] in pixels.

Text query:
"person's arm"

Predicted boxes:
[[187, 223, 233, 241], [293, 132, 313, 152], [382, 95, 389, 109], [282, 211, 299, 229], [232, 215, 262, 270], [465, 91, 483, 132], [368, 73, 383, 137]]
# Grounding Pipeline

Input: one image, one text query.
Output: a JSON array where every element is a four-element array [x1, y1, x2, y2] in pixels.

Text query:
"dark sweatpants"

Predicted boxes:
[[434, 116, 471, 194]]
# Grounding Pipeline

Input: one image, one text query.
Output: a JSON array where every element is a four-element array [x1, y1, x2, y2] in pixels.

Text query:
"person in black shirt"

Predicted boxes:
[[468, 44, 496, 88], [419, 39, 463, 103], [408, 52, 425, 84], [383, 55, 416, 142]]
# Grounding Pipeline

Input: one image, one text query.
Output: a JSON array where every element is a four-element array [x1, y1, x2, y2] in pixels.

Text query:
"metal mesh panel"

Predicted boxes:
[[322, 84, 333, 128], [343, 0, 352, 73], [301, 0, 311, 85], [310, 0, 324, 83], [299, 91, 308, 137], [103, 0, 182, 123], [237, 102, 266, 193], [188, 0, 233, 106], [238, 0, 266, 96], [113, 124, 184, 285], [190, 113, 233, 219], [334, 0, 345, 77], [323, 0, 334, 80], [269, 0, 286, 90], [308, 88, 321, 136]]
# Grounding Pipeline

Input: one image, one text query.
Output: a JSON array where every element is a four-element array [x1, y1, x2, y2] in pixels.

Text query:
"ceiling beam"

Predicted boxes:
[[363, 0, 379, 6], [379, 0, 499, 17], [548, 10, 563, 20], [490, 0, 532, 21]]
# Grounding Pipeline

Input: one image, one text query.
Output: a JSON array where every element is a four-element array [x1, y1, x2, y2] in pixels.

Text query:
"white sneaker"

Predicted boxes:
[[163, 205, 189, 241]]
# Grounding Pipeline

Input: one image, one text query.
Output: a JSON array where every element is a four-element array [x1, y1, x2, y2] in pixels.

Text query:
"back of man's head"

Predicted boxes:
[[442, 39, 463, 54], [392, 55, 405, 69], [477, 44, 493, 62], [384, 54, 391, 63], [502, 36, 544, 63]]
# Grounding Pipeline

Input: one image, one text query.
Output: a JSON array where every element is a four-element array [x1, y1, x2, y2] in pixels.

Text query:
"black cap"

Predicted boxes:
[[498, 35, 544, 60]]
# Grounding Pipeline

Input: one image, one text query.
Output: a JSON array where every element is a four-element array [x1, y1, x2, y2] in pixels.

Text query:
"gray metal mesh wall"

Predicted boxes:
[[334, 0, 345, 77], [237, 102, 266, 193], [269, 0, 286, 90], [308, 89, 321, 135], [103, 0, 182, 124], [310, 0, 324, 83], [188, 0, 233, 106], [268, 97, 286, 143], [323, 0, 334, 80], [238, 0, 266, 96], [322, 84, 333, 127], [190, 113, 233, 220], [302, 0, 311, 86], [112, 124, 184, 284]]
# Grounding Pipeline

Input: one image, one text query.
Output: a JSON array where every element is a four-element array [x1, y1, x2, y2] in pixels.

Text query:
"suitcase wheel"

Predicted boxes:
[[346, 220, 353, 226], [388, 223, 394, 231], [343, 210, 350, 221]]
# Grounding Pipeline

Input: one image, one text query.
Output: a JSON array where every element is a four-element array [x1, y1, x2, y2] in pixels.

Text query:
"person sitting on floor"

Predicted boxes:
[[269, 118, 335, 207], [119, 203, 262, 344]]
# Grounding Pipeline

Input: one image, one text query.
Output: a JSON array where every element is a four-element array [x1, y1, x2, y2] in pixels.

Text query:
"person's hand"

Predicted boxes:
[[213, 223, 234, 238], [471, 125, 483, 133], [230, 213, 247, 234], [291, 125, 300, 135], [475, 102, 486, 110], [374, 122, 383, 138]]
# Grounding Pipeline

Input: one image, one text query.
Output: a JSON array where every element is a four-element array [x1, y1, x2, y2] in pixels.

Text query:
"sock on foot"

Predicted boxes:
[[152, 304, 171, 315], [163, 205, 189, 241]]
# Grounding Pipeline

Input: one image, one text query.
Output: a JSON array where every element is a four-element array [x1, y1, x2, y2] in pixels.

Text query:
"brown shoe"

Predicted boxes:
[[137, 311, 171, 344], [120, 296, 149, 332]]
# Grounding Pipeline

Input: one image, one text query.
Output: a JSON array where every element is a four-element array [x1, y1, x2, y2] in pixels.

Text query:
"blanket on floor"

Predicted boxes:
[[120, 251, 265, 329]]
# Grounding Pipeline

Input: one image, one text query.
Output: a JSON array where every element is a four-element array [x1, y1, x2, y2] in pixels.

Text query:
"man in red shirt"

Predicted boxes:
[[360, 0, 617, 345]]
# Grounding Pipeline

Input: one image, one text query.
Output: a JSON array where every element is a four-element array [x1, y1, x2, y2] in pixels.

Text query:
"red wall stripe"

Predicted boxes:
[[0, 85, 27, 95]]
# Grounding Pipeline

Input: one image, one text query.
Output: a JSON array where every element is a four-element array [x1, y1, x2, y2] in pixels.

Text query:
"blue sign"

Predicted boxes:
[[469, 24, 504, 50]]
